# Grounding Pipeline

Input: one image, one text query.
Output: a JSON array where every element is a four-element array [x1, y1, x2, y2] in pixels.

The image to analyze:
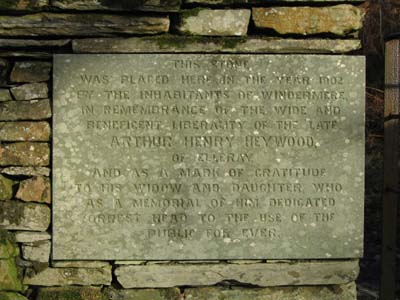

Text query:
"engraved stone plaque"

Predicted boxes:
[[53, 54, 365, 260]]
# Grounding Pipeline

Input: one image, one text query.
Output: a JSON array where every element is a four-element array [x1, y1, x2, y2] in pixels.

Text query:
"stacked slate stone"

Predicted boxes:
[[0, 0, 364, 299]]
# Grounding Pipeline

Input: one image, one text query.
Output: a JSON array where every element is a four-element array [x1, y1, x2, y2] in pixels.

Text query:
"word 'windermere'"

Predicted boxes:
[[53, 54, 365, 260]]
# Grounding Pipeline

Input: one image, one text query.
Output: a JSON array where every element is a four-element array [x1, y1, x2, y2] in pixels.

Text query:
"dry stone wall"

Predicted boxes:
[[0, 0, 365, 299]]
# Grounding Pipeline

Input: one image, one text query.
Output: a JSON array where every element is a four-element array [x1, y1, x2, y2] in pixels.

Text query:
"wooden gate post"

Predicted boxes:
[[381, 38, 400, 300]]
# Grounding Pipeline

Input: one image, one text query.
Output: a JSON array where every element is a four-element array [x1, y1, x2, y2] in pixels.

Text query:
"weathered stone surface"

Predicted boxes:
[[0, 100, 51, 121], [14, 231, 50, 243], [73, 36, 361, 53], [0, 13, 170, 37], [0, 89, 12, 101], [105, 287, 181, 300], [1, 167, 50, 177], [24, 266, 112, 286], [11, 83, 48, 100], [21, 241, 50, 263], [53, 54, 365, 260], [0, 230, 19, 259], [0, 143, 50, 166], [0, 174, 14, 201], [0, 259, 23, 291], [16, 176, 51, 203], [115, 261, 359, 288], [0, 0, 48, 10], [36, 286, 103, 300], [252, 5, 365, 36], [0, 292, 28, 300], [0, 201, 50, 231], [0, 58, 9, 86], [185, 283, 357, 300], [52, 261, 110, 268], [52, 0, 180, 12], [0, 39, 70, 48], [176, 9, 250, 36], [0, 122, 50, 141], [10, 62, 51, 83]]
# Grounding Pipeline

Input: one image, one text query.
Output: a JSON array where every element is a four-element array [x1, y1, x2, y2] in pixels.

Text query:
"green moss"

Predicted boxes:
[[221, 37, 247, 49], [0, 292, 28, 300], [0, 258, 23, 292], [0, 229, 18, 259], [0, 175, 15, 201]]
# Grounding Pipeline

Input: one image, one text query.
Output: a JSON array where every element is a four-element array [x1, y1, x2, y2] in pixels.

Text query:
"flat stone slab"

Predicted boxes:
[[115, 260, 359, 288], [24, 266, 112, 286], [252, 5, 364, 36], [0, 167, 50, 177], [0, 13, 169, 37], [52, 0, 180, 12], [21, 240, 51, 263], [53, 54, 364, 260], [0, 142, 50, 166], [184, 283, 357, 300], [0, 122, 50, 142], [73, 37, 361, 54], [0, 201, 50, 231], [14, 231, 51, 243], [176, 9, 251, 36], [0, 100, 51, 121]]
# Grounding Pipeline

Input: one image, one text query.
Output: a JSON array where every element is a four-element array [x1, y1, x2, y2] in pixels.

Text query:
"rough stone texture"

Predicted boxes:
[[0, 201, 50, 231], [0, 122, 50, 142], [115, 261, 359, 288], [10, 62, 51, 83], [0, 13, 170, 37], [184, 283, 357, 300], [252, 5, 365, 36], [105, 287, 181, 300], [0, 230, 19, 259], [0, 39, 70, 48], [0, 174, 14, 201], [53, 54, 364, 261], [73, 36, 361, 53], [0, 292, 28, 300], [0, 259, 23, 291], [0, 167, 50, 177], [0, 100, 51, 121], [11, 83, 48, 100], [176, 9, 250, 36], [16, 176, 51, 203], [21, 241, 51, 263], [0, 58, 9, 86], [14, 231, 51, 243], [52, 0, 180, 12], [36, 286, 103, 300], [51, 261, 110, 268], [24, 266, 112, 286], [0, 0, 48, 10], [0, 142, 50, 166], [0, 89, 12, 101]]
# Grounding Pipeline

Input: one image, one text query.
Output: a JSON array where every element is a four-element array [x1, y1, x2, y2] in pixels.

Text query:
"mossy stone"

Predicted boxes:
[[0, 175, 14, 201], [0, 292, 28, 300], [0, 230, 19, 259], [0, 258, 23, 291]]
